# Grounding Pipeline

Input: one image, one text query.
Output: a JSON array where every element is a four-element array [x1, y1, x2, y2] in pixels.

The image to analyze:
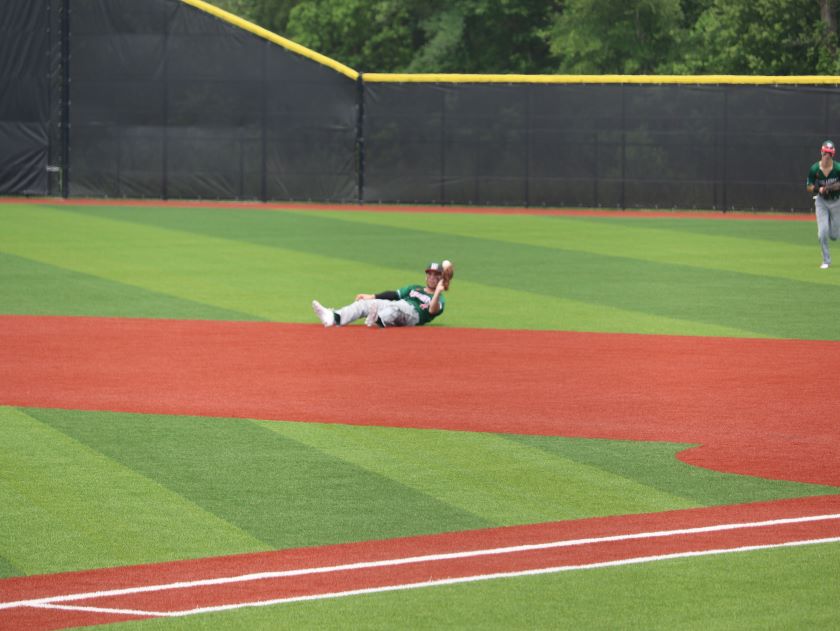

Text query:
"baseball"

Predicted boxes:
[[442, 259, 452, 269]]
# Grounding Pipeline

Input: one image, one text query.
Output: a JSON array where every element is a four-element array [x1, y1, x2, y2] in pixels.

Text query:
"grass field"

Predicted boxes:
[[2, 200, 839, 629]]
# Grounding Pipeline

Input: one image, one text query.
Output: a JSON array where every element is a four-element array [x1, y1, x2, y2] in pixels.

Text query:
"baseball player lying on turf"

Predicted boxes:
[[312, 261, 453, 328]]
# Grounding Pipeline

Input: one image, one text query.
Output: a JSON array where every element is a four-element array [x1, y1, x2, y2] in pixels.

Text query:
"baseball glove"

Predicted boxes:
[[823, 181, 840, 196]]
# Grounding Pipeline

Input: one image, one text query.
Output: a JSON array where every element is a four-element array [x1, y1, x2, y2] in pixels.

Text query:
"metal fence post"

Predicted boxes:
[[60, 0, 70, 198], [356, 74, 365, 204]]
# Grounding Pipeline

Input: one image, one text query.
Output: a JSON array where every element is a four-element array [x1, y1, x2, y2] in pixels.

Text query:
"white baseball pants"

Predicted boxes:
[[816, 195, 840, 265], [336, 299, 420, 327]]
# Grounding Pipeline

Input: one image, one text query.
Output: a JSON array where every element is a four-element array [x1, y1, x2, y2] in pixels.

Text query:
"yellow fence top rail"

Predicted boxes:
[[171, 5, 840, 87], [180, 0, 359, 80], [363, 73, 840, 85]]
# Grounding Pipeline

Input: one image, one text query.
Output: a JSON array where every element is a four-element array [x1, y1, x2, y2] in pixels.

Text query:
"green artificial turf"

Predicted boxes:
[[2, 201, 838, 629], [1, 407, 835, 578], [0, 252, 253, 320], [2, 203, 839, 337]]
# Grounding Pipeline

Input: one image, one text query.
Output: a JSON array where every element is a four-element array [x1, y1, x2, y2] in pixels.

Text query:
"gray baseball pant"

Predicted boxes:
[[336, 299, 420, 327], [816, 195, 840, 265]]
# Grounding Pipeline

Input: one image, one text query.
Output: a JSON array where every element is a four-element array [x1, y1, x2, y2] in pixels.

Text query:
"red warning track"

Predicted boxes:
[[1, 315, 838, 485]]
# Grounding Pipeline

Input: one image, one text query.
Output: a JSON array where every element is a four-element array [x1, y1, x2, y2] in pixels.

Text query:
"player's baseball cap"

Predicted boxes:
[[425, 262, 443, 273], [822, 140, 835, 155]]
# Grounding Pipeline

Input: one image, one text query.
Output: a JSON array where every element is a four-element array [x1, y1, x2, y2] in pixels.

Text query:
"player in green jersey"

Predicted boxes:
[[806, 140, 840, 269], [312, 262, 447, 327]]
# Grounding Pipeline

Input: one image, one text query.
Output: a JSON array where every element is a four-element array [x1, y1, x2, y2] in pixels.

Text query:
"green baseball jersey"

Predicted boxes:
[[807, 161, 840, 200], [397, 284, 445, 325]]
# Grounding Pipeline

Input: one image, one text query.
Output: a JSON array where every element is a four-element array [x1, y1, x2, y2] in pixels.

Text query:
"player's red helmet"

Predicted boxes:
[[822, 140, 835, 156]]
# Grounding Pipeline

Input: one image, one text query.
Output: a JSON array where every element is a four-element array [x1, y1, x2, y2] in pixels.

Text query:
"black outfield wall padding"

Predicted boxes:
[[68, 0, 358, 201], [3, 0, 840, 211], [362, 80, 840, 211], [0, 0, 56, 195]]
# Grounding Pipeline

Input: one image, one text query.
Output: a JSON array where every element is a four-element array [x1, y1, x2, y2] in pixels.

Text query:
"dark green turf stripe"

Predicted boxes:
[[29, 409, 492, 550], [0, 555, 20, 579], [57, 205, 840, 339], [262, 421, 700, 523], [505, 434, 839, 505], [0, 407, 268, 576], [589, 215, 813, 246], [0, 251, 259, 321]]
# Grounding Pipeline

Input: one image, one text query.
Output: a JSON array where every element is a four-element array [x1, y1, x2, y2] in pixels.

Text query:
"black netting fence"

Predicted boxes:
[[0, 0, 61, 195], [67, 0, 357, 201], [3, 0, 840, 211], [362, 81, 840, 211]]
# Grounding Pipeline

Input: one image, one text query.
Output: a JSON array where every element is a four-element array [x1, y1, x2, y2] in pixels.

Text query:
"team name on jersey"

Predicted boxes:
[[409, 289, 431, 304]]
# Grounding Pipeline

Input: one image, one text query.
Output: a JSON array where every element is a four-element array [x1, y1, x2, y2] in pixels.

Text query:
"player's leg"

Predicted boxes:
[[312, 298, 372, 327], [815, 197, 832, 267], [827, 198, 840, 242], [376, 300, 420, 327], [333, 299, 380, 326]]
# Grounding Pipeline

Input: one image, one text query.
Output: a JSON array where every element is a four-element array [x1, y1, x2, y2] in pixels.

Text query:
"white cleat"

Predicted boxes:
[[312, 300, 335, 327], [820, 262, 831, 269]]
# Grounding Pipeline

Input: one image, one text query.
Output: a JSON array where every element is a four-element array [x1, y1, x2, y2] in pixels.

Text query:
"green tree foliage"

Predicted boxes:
[[549, 0, 685, 73], [203, 0, 840, 75], [672, 0, 840, 74], [284, 0, 557, 73], [207, 0, 303, 34], [404, 0, 559, 73], [285, 0, 417, 71]]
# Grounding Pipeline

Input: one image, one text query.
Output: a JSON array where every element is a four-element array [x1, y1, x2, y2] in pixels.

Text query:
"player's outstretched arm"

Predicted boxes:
[[429, 280, 445, 315]]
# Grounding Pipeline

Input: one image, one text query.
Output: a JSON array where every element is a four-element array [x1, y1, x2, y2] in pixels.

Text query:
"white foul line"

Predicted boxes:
[[25, 537, 840, 619], [3, 514, 840, 618]]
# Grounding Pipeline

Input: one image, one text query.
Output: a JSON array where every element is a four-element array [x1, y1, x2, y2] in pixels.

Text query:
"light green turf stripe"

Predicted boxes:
[[0, 205, 757, 335], [0, 407, 267, 575], [447, 277, 756, 336], [261, 421, 698, 524], [0, 205, 390, 321], [309, 211, 838, 286]]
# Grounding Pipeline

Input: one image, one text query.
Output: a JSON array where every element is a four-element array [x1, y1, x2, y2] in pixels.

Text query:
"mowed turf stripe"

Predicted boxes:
[[260, 422, 838, 521], [11, 407, 837, 580], [0, 203, 751, 336], [0, 205, 385, 321], [505, 435, 838, 507], [308, 210, 840, 338], [314, 210, 829, 283], [58, 202, 823, 286], [581, 214, 811, 246], [0, 408, 268, 577], [0, 556, 20, 579], [60, 204, 825, 283], [44, 203, 840, 339], [0, 252, 255, 320], [27, 409, 491, 556], [264, 421, 699, 523]]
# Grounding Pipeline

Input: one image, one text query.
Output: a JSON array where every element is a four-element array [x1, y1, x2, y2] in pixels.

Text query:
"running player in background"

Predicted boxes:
[[312, 262, 449, 328], [806, 140, 840, 269]]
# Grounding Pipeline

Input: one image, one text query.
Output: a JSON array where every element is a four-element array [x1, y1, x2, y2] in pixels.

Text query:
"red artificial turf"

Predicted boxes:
[[1, 315, 837, 486]]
